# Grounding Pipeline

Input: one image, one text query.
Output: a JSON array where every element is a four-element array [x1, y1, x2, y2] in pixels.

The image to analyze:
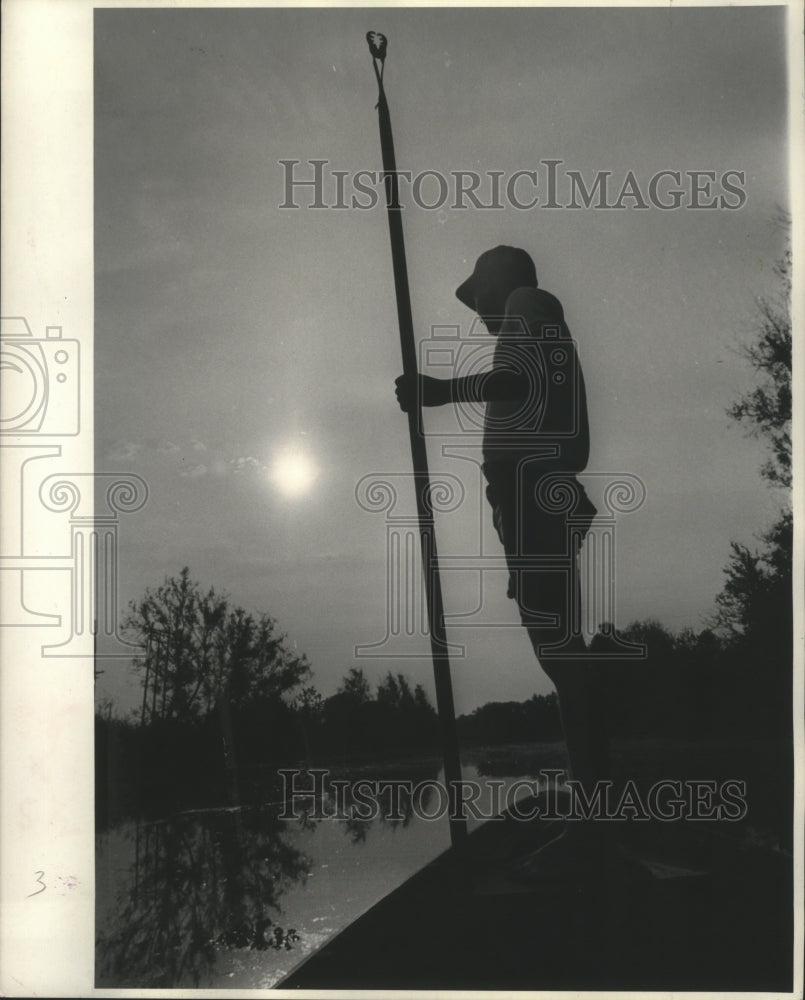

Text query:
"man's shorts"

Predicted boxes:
[[483, 461, 597, 605]]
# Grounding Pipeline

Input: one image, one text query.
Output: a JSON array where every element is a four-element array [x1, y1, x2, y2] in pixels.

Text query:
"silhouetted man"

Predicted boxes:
[[396, 245, 610, 873]]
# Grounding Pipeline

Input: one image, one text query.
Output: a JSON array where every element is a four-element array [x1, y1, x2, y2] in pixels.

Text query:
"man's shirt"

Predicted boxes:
[[482, 286, 590, 472]]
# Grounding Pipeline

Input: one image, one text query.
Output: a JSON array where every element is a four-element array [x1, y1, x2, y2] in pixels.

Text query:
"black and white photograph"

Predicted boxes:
[[1, 1, 802, 995]]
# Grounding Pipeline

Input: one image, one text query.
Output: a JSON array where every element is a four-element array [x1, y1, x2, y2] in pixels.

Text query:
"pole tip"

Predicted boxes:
[[366, 31, 387, 61]]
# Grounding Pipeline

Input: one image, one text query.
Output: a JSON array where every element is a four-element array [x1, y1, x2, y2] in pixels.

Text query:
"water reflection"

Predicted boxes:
[[97, 761, 445, 988], [292, 763, 443, 831], [472, 744, 567, 779], [97, 806, 310, 988]]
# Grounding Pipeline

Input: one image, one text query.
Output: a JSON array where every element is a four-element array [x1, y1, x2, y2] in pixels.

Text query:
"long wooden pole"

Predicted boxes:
[[366, 33, 466, 846]]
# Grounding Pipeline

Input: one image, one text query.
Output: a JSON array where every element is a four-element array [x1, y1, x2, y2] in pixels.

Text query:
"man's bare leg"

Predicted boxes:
[[508, 631, 620, 875], [507, 535, 621, 873], [551, 660, 610, 790]]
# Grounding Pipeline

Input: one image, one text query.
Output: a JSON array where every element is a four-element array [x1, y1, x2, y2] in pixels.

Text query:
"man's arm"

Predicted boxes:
[[395, 370, 530, 411]]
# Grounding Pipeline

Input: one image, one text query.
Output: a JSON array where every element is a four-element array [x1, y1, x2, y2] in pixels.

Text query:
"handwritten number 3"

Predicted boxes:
[[27, 871, 46, 897]]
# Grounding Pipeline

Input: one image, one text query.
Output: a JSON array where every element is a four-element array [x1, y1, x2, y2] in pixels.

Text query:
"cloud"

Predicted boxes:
[[107, 440, 143, 462], [208, 458, 231, 478], [230, 455, 267, 475], [105, 438, 269, 482], [181, 463, 208, 478]]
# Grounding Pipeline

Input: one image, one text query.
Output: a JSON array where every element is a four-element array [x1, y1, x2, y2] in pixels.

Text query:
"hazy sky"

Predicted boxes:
[[94, 6, 789, 716]]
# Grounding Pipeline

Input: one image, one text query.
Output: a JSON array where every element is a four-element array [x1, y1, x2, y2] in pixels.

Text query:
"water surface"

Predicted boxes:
[[96, 756, 562, 988]]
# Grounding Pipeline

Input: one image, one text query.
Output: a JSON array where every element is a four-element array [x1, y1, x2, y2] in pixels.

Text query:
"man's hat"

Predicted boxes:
[[455, 245, 538, 310]]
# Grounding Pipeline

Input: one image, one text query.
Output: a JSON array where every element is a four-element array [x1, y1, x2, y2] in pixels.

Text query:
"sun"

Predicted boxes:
[[271, 446, 318, 498]]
